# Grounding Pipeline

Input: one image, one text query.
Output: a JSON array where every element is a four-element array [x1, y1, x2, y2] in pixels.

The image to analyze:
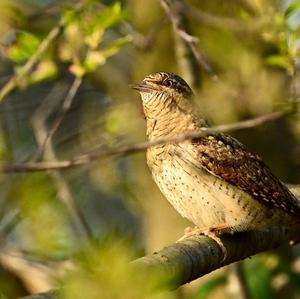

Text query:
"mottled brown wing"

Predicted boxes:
[[191, 133, 300, 215]]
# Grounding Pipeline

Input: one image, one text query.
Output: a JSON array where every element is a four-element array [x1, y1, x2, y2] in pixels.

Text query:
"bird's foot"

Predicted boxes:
[[178, 224, 231, 262]]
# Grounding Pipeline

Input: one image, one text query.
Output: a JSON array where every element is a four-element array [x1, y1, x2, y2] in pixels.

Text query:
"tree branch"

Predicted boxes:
[[0, 110, 291, 173], [132, 227, 300, 289], [30, 78, 93, 240], [160, 0, 217, 87], [18, 225, 300, 299], [32, 76, 82, 160]]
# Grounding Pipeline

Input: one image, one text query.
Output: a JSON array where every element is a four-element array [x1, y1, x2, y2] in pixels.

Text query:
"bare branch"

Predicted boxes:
[[122, 17, 169, 50], [18, 225, 300, 298], [160, 0, 216, 87], [132, 227, 300, 289], [33, 76, 82, 160], [30, 78, 93, 240], [0, 110, 290, 173]]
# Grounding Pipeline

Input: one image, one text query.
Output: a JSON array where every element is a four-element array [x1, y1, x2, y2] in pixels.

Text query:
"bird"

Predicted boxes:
[[131, 71, 300, 243]]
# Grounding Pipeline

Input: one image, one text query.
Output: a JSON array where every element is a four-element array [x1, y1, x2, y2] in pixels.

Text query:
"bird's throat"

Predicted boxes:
[[146, 108, 196, 140], [142, 92, 199, 140]]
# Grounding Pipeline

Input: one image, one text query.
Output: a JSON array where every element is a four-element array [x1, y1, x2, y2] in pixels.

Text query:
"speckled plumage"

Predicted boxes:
[[132, 72, 300, 233]]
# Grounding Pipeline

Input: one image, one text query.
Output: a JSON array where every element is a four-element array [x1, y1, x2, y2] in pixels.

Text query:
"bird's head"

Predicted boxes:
[[131, 72, 200, 137], [131, 72, 193, 108]]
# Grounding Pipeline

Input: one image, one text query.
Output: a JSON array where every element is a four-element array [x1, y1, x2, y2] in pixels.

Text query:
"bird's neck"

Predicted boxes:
[[143, 94, 205, 140]]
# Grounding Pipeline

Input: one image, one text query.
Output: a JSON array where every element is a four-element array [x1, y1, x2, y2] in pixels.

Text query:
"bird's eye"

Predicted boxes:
[[164, 79, 173, 87]]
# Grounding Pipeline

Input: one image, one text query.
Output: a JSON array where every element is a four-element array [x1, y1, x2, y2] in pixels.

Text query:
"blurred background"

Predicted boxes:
[[0, 0, 300, 298]]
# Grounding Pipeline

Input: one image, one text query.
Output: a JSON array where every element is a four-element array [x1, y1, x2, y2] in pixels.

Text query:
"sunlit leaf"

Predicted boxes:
[[83, 36, 131, 73], [84, 29, 104, 49], [101, 35, 132, 58], [265, 55, 291, 70], [63, 22, 85, 61], [70, 63, 86, 77], [84, 51, 106, 72], [93, 2, 123, 30], [285, 1, 300, 18], [28, 59, 58, 85], [6, 31, 41, 64], [63, 7, 81, 25]]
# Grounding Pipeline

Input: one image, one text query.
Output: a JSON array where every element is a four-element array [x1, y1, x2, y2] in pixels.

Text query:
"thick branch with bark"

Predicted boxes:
[[133, 227, 300, 289], [19, 224, 300, 299], [17, 185, 300, 298]]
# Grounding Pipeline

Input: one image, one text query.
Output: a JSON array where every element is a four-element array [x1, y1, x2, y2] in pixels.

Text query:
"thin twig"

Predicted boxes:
[[1, 110, 289, 173], [15, 225, 300, 298], [30, 79, 93, 240], [33, 76, 82, 160], [177, 29, 218, 81], [122, 17, 169, 50], [160, 0, 217, 84], [0, 25, 63, 103], [160, 0, 201, 87], [132, 226, 300, 290]]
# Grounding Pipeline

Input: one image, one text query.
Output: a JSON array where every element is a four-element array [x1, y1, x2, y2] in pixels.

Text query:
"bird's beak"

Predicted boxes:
[[130, 82, 155, 93]]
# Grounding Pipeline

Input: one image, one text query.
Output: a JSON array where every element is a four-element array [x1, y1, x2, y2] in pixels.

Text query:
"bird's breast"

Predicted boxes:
[[146, 144, 287, 231]]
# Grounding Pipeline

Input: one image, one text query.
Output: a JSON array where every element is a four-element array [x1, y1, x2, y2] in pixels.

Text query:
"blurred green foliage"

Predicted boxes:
[[7, 31, 41, 64], [11, 173, 74, 257], [0, 0, 299, 298], [59, 240, 173, 299]]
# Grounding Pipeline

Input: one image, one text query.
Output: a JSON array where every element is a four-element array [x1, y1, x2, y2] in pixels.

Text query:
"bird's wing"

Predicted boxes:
[[187, 133, 300, 215]]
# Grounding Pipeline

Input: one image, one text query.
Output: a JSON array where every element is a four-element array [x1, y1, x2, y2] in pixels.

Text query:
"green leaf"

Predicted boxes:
[[63, 7, 81, 25], [84, 51, 106, 72], [285, 1, 300, 18], [265, 55, 291, 70], [7, 31, 41, 64], [28, 59, 58, 85], [83, 35, 132, 73], [84, 29, 104, 49], [93, 2, 123, 30], [101, 35, 132, 58]]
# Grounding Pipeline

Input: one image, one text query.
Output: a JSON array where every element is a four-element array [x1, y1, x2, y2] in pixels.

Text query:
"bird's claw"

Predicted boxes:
[[178, 225, 230, 262]]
